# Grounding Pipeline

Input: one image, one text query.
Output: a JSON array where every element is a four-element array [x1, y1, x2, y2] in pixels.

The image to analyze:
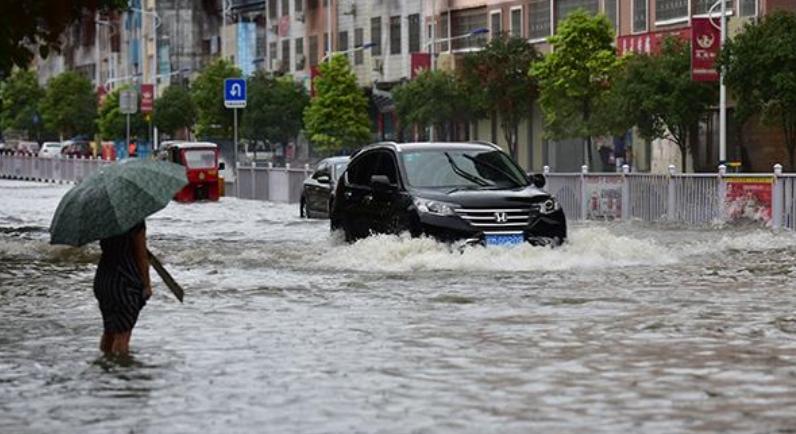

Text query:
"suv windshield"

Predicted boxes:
[[401, 149, 528, 189]]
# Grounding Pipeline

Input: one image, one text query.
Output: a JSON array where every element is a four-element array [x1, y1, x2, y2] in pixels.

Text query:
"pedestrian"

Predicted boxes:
[[128, 140, 137, 158], [93, 220, 152, 355]]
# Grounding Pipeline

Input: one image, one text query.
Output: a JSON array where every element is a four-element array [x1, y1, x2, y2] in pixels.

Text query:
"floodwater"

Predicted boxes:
[[2, 179, 796, 433]]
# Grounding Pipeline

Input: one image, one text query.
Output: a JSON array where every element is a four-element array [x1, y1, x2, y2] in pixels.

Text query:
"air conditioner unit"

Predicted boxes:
[[295, 11, 305, 22], [372, 58, 383, 74]]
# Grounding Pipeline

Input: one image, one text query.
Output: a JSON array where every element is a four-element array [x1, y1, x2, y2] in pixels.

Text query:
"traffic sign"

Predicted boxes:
[[119, 90, 138, 114], [224, 78, 247, 108]]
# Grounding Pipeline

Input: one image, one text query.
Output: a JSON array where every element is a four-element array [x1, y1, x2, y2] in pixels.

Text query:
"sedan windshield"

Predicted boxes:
[[401, 149, 528, 189]]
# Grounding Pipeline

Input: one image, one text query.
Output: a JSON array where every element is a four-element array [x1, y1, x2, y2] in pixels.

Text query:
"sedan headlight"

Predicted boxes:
[[539, 197, 560, 215], [413, 197, 457, 216]]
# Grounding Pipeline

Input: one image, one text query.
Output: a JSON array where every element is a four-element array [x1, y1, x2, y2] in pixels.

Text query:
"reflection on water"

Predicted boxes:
[[2, 180, 796, 433]]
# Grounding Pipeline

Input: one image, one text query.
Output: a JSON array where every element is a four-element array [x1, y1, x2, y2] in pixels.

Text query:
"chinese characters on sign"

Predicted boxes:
[[724, 177, 774, 225], [140, 84, 154, 114], [691, 17, 720, 81], [616, 28, 691, 56]]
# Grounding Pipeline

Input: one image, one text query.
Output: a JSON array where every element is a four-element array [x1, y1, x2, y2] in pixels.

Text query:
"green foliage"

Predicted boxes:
[[531, 10, 619, 167], [609, 38, 715, 172], [393, 69, 480, 140], [303, 55, 371, 154], [460, 34, 540, 158], [0, 0, 126, 78], [242, 72, 309, 146], [718, 11, 796, 168], [154, 85, 197, 138], [0, 69, 44, 137], [40, 71, 97, 138], [191, 58, 241, 138], [98, 86, 148, 141]]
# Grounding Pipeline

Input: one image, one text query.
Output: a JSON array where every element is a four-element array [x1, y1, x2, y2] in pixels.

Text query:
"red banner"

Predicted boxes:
[[96, 85, 107, 107], [140, 84, 154, 113], [410, 53, 431, 79], [691, 18, 720, 81], [725, 177, 774, 225], [617, 28, 691, 56], [309, 66, 320, 98]]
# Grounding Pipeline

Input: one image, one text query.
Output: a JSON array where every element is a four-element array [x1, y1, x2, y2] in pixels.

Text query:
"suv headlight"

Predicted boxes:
[[539, 197, 560, 215], [413, 197, 457, 216]]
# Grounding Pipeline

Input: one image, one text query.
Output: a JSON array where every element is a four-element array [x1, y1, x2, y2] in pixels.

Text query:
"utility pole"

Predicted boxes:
[[327, 0, 333, 61], [719, 0, 727, 165]]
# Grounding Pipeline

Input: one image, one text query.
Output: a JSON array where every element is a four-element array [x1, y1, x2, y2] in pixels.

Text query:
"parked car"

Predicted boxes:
[[60, 141, 93, 158], [300, 156, 349, 219], [330, 142, 566, 247], [39, 142, 64, 158], [16, 141, 40, 154]]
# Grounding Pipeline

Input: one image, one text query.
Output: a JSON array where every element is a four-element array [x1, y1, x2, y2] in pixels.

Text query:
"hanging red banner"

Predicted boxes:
[[410, 53, 431, 79], [691, 17, 720, 82], [140, 84, 154, 113]]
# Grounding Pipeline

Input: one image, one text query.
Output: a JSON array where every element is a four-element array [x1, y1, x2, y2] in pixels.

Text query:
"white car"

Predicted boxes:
[[39, 142, 63, 158]]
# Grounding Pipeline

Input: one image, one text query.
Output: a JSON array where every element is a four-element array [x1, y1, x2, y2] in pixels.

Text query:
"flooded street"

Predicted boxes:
[[2, 179, 796, 433]]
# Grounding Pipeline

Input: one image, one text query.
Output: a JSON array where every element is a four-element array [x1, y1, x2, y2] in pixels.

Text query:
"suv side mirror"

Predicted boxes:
[[218, 162, 226, 171], [370, 174, 396, 192], [316, 174, 331, 184], [531, 173, 546, 188]]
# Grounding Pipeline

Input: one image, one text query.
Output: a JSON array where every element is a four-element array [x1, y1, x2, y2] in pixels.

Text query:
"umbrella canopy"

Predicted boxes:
[[50, 159, 188, 246]]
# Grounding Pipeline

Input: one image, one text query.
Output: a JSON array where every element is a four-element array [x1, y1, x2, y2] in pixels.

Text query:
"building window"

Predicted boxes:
[[510, 7, 523, 38], [451, 7, 487, 51], [281, 0, 289, 16], [390, 15, 401, 55], [604, 0, 618, 29], [269, 42, 278, 61], [439, 12, 450, 51], [490, 10, 502, 37], [408, 14, 421, 53], [323, 32, 329, 54], [528, 0, 551, 40], [282, 39, 290, 70], [694, 0, 732, 14], [656, 0, 688, 23], [633, 0, 647, 33], [354, 27, 364, 65], [309, 35, 318, 66], [296, 0, 303, 12], [269, 0, 277, 19], [740, 0, 756, 16], [295, 37, 304, 69], [556, 0, 598, 28], [371, 17, 382, 56], [338, 30, 349, 58]]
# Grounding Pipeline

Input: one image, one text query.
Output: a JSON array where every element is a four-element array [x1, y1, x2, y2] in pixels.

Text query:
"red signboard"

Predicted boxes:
[[140, 84, 154, 113], [725, 177, 774, 225], [96, 85, 107, 107], [691, 18, 720, 81], [309, 65, 320, 98], [278, 16, 290, 38], [410, 53, 431, 79], [617, 28, 691, 56]]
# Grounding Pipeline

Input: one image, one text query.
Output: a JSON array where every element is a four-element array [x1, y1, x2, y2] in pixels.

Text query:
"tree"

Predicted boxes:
[[0, 0, 126, 78], [97, 85, 148, 141], [0, 69, 45, 138], [718, 11, 796, 169], [40, 71, 97, 139], [154, 84, 197, 139], [531, 11, 619, 169], [609, 38, 715, 172], [303, 55, 371, 154], [242, 72, 309, 149], [394, 69, 482, 141], [459, 34, 540, 159], [191, 58, 241, 138]]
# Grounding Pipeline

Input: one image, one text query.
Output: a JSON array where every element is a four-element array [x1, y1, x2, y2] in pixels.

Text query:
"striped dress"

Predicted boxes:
[[93, 222, 148, 333]]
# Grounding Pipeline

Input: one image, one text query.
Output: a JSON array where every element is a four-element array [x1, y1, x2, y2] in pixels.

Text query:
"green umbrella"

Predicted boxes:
[[49, 159, 187, 246]]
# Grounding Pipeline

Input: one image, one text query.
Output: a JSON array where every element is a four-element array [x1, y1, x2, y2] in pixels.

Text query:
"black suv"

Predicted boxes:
[[330, 142, 566, 247]]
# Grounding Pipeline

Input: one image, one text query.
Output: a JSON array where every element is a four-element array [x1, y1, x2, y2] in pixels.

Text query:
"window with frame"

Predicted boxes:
[[309, 35, 318, 66], [451, 7, 487, 50], [740, 0, 756, 16], [490, 11, 502, 36], [313, 162, 330, 179], [269, 42, 278, 61], [281, 0, 289, 16], [439, 12, 450, 51], [633, 0, 647, 33], [656, 0, 688, 22], [269, 0, 277, 19], [282, 39, 290, 69], [323, 32, 329, 54], [604, 0, 618, 29], [556, 0, 598, 28], [348, 152, 381, 186], [371, 17, 382, 56], [528, 0, 551, 40], [694, 0, 732, 14], [390, 16, 401, 55], [510, 8, 522, 38], [408, 14, 421, 53], [338, 30, 349, 57], [354, 28, 364, 65], [295, 37, 304, 69], [295, 0, 303, 12]]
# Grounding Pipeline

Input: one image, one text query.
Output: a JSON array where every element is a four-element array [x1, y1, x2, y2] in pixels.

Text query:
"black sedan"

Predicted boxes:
[[300, 156, 349, 219]]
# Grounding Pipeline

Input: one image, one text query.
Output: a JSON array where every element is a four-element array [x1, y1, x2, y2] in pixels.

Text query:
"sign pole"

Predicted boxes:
[[719, 0, 727, 165], [233, 107, 238, 171], [126, 113, 131, 157]]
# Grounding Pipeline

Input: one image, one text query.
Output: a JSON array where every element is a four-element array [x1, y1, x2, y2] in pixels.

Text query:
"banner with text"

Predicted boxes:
[[691, 18, 720, 81]]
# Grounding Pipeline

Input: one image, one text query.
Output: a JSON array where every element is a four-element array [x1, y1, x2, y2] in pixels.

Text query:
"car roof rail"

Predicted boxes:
[[470, 140, 501, 149]]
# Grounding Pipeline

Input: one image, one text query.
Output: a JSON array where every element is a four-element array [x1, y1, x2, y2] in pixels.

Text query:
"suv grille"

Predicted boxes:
[[454, 207, 532, 228]]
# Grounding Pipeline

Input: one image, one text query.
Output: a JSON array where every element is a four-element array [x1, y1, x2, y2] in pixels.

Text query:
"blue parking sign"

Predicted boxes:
[[224, 78, 247, 108]]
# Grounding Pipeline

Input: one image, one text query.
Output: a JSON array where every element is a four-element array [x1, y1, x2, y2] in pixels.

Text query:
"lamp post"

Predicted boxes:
[[708, 0, 727, 166], [128, 6, 161, 149], [321, 42, 376, 63]]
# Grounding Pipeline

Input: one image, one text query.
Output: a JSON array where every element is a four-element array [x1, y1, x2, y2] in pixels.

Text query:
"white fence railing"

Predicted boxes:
[[232, 163, 313, 204], [544, 164, 796, 231], [0, 153, 112, 183]]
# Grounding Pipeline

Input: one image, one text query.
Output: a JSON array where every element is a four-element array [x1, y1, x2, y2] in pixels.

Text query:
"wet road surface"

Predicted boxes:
[[2, 180, 796, 433]]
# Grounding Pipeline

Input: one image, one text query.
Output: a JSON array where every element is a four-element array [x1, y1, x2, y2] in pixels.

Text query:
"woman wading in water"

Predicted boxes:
[[94, 221, 152, 354]]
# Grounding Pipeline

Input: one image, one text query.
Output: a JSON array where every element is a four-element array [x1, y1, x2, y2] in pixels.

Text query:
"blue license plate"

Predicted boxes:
[[485, 233, 524, 246]]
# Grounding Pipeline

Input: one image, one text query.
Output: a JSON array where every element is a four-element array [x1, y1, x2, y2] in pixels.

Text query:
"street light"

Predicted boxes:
[[707, 0, 728, 166], [321, 42, 377, 63], [128, 6, 161, 148], [104, 73, 143, 91]]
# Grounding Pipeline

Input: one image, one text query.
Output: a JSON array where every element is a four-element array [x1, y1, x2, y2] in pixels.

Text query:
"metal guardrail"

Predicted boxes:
[[0, 153, 112, 183], [230, 163, 313, 204], [542, 164, 796, 230]]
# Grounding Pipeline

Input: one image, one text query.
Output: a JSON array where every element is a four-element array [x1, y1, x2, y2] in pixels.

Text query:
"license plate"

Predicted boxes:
[[485, 233, 524, 246]]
